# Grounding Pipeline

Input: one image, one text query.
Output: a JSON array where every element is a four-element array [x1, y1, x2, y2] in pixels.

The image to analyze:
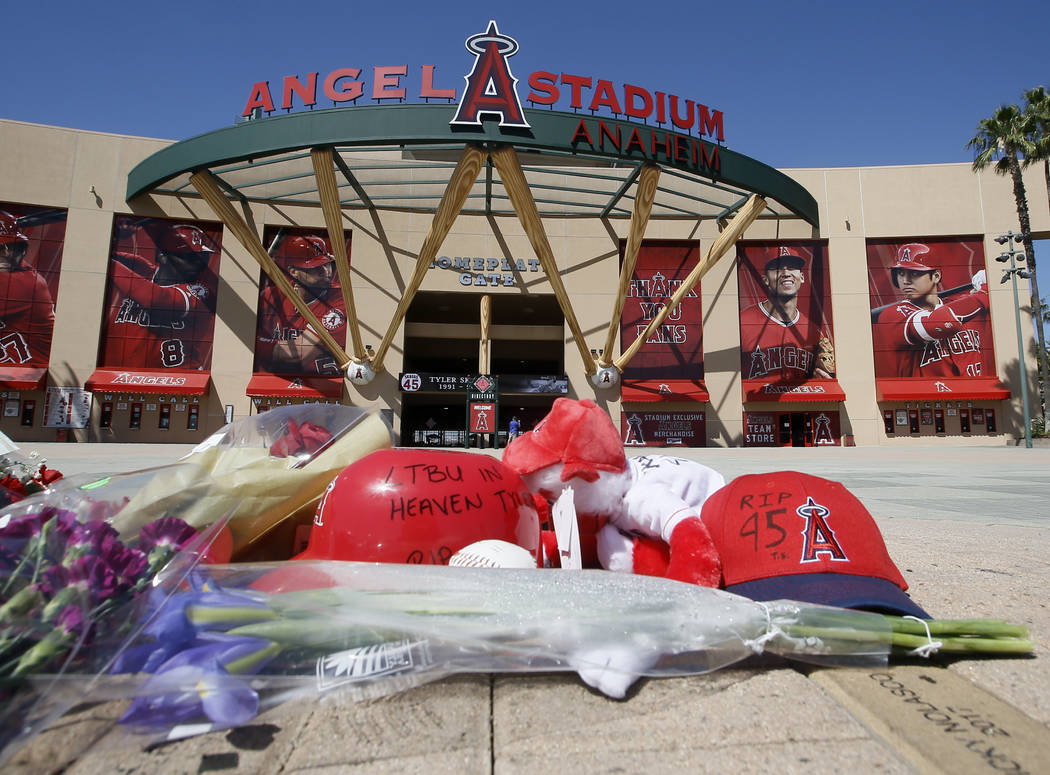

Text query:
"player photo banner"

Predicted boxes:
[[0, 203, 67, 373], [98, 217, 222, 372], [736, 242, 836, 388], [867, 237, 996, 383], [619, 241, 704, 380], [253, 227, 351, 377]]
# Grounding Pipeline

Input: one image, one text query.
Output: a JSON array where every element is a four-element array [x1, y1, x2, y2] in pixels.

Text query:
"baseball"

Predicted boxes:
[[346, 360, 375, 386], [590, 365, 620, 388], [449, 539, 537, 569]]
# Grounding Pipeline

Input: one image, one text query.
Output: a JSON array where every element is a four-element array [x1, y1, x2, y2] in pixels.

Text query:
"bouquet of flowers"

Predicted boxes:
[[0, 447, 63, 507], [0, 404, 393, 764], [96, 560, 1034, 741]]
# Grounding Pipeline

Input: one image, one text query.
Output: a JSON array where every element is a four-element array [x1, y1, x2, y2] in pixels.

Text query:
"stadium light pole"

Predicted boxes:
[[995, 231, 1032, 448]]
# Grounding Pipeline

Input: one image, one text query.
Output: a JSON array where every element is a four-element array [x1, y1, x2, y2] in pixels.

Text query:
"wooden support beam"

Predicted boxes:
[[614, 194, 766, 372], [371, 144, 486, 372], [189, 169, 351, 370], [479, 294, 491, 374], [310, 147, 368, 361], [599, 163, 660, 367], [489, 144, 598, 376]]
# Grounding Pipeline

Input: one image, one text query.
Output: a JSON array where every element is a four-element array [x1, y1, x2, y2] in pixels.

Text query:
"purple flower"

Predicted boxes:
[[41, 556, 119, 621], [100, 542, 149, 591], [11, 603, 88, 676], [138, 517, 197, 555], [118, 635, 277, 731]]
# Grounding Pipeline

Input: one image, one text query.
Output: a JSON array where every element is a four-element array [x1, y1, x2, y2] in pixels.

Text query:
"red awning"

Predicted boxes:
[[621, 379, 710, 402], [0, 366, 47, 391], [85, 369, 211, 395], [246, 373, 344, 399], [876, 377, 1010, 401], [743, 379, 846, 403]]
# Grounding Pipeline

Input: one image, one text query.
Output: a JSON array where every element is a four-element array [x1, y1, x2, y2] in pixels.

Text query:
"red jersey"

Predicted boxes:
[[0, 269, 55, 367], [99, 253, 216, 370], [874, 293, 992, 378], [254, 285, 347, 375], [739, 302, 827, 380]]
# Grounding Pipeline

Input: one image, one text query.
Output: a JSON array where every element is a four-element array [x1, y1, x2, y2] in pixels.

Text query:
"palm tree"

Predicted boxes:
[[1021, 87, 1050, 407], [967, 104, 1048, 421]]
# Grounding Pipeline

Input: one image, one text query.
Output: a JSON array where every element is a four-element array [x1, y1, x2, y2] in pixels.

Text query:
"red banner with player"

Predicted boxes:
[[0, 203, 66, 378], [97, 216, 222, 373], [736, 242, 837, 396], [619, 240, 704, 382], [253, 226, 351, 379], [867, 237, 1000, 394]]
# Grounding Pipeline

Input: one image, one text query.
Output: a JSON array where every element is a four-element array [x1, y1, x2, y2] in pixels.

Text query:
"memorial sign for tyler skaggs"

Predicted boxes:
[[0, 401, 1033, 766]]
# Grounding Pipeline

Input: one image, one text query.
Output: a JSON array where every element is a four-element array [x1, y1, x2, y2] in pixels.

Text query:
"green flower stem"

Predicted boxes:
[[225, 642, 283, 674], [783, 625, 1034, 655], [889, 632, 1035, 654], [185, 604, 277, 627], [226, 619, 397, 649], [886, 617, 1029, 639]]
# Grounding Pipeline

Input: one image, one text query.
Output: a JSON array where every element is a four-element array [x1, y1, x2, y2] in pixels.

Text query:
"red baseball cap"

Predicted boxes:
[[502, 398, 627, 483], [701, 471, 929, 618], [763, 246, 806, 272]]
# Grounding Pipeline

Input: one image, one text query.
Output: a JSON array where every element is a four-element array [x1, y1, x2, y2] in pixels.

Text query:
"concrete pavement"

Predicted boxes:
[[6, 441, 1050, 774]]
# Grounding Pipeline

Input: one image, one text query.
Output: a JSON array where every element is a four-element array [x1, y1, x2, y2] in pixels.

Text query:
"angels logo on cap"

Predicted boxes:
[[700, 471, 928, 618]]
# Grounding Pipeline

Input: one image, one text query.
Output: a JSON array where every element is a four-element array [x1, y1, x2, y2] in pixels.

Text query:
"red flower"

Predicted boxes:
[[0, 474, 27, 497], [34, 465, 63, 486]]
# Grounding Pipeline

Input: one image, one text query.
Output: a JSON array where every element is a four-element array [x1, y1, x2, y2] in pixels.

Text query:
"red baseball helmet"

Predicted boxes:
[[279, 235, 334, 270], [158, 224, 215, 258], [0, 212, 29, 245], [295, 449, 541, 565], [890, 243, 936, 287]]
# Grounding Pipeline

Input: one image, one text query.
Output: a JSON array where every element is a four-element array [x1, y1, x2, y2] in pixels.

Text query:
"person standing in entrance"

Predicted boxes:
[[508, 416, 521, 440]]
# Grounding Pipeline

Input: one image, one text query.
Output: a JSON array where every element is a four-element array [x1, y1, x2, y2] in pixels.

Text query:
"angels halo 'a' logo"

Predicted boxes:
[[450, 20, 530, 129], [796, 496, 847, 563], [321, 310, 344, 331]]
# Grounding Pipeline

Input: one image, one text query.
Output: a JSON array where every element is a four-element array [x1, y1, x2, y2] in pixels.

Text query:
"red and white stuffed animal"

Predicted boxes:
[[503, 398, 722, 587]]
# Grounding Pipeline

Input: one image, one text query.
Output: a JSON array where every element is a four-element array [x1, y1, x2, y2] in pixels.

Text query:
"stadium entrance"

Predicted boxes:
[[399, 291, 567, 446]]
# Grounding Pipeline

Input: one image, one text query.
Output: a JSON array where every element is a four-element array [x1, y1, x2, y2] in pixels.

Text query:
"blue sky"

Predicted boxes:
[[4, 0, 1049, 285], [5, 0, 1047, 170]]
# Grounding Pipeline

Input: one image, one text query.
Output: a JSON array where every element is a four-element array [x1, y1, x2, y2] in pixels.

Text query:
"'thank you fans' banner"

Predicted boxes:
[[619, 241, 704, 382]]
